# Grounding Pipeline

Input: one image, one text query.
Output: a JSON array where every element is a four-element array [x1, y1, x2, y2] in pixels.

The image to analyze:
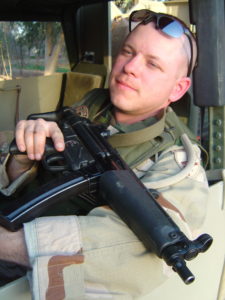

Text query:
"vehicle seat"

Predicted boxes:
[[62, 71, 104, 107], [58, 62, 107, 108]]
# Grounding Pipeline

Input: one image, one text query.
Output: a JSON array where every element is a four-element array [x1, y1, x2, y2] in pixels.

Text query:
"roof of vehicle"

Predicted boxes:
[[0, 0, 112, 20]]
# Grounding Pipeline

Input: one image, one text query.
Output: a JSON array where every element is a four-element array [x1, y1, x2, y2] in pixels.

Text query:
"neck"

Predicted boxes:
[[113, 108, 164, 124]]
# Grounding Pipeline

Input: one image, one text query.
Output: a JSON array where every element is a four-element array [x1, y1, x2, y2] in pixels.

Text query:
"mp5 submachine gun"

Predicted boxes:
[[0, 107, 212, 284]]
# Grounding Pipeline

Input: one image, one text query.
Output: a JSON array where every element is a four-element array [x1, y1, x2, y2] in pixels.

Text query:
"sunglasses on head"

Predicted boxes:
[[129, 9, 195, 77]]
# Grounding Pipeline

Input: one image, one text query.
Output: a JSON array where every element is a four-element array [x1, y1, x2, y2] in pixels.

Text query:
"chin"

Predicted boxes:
[[111, 86, 134, 103], [111, 94, 131, 110]]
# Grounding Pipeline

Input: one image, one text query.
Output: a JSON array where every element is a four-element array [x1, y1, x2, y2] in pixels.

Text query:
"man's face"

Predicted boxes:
[[109, 22, 189, 121]]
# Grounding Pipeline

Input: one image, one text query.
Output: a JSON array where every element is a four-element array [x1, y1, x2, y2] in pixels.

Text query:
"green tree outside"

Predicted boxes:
[[115, 0, 136, 13], [0, 21, 69, 79]]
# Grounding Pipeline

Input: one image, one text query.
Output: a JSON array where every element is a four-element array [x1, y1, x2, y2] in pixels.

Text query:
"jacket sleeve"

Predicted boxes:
[[24, 208, 167, 300], [0, 154, 38, 196]]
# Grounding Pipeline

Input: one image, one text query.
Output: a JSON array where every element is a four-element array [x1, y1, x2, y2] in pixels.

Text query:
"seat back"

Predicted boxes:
[[62, 71, 104, 107]]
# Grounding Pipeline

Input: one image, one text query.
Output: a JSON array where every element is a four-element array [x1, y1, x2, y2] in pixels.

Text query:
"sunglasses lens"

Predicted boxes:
[[131, 9, 151, 22], [130, 9, 152, 31], [158, 17, 184, 38]]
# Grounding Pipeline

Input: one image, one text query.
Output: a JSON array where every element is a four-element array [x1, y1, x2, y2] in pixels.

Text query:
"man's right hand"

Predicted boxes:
[[15, 118, 65, 161]]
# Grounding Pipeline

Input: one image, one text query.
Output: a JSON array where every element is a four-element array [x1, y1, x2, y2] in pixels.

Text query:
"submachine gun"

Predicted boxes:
[[0, 107, 212, 284]]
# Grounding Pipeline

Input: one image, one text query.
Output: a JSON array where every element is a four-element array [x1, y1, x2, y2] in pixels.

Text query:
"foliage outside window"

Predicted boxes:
[[115, 0, 136, 13], [0, 21, 70, 80]]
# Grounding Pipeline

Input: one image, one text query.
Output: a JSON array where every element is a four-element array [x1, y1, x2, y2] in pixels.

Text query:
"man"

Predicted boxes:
[[0, 10, 208, 299]]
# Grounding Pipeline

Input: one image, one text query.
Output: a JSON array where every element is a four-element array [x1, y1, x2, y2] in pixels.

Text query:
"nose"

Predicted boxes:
[[123, 54, 143, 76]]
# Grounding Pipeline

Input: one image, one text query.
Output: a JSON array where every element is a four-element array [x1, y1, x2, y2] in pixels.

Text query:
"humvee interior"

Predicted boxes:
[[0, 0, 224, 299], [0, 0, 110, 129]]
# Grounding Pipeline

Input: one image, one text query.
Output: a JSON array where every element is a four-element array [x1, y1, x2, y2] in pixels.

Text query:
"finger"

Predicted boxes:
[[23, 121, 36, 160], [33, 120, 64, 159], [15, 120, 27, 152], [32, 119, 49, 160], [48, 122, 65, 152]]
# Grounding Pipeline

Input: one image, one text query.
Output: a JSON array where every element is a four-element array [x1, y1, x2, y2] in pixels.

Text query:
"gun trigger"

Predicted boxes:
[[42, 153, 68, 172]]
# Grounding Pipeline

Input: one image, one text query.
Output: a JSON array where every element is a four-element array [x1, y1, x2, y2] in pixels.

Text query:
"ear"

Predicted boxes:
[[168, 77, 191, 103]]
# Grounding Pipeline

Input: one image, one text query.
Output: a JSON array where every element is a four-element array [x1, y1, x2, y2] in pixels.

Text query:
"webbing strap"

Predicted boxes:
[[108, 111, 166, 147]]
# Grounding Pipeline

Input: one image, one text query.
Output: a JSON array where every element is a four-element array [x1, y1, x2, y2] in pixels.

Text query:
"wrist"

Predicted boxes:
[[7, 154, 34, 182], [12, 154, 32, 166], [0, 226, 30, 267]]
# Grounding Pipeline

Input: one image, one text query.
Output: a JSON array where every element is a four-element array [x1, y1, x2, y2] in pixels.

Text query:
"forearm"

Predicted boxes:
[[0, 226, 30, 267]]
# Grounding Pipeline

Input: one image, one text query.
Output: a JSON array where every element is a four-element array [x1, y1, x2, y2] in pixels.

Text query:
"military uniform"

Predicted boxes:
[[0, 89, 209, 299]]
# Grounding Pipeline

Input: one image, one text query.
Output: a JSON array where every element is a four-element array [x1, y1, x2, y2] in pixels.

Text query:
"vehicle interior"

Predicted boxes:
[[0, 0, 224, 299]]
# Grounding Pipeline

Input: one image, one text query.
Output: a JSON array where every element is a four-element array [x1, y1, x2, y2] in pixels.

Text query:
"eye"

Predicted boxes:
[[147, 60, 159, 68], [120, 47, 133, 56], [146, 59, 163, 71]]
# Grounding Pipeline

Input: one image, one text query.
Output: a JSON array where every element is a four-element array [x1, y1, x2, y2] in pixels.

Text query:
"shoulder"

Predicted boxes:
[[71, 88, 110, 109], [136, 140, 209, 235], [165, 107, 198, 144], [71, 88, 110, 120]]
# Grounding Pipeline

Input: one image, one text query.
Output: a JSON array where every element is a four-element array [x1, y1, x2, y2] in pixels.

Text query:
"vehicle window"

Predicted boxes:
[[0, 21, 70, 80], [111, 2, 129, 64]]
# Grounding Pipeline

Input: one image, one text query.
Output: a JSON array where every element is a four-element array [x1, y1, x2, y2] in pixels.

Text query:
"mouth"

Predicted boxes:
[[116, 79, 137, 92]]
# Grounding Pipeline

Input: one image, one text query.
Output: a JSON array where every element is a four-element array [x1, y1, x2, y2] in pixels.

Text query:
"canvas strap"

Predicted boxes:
[[108, 111, 166, 147]]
